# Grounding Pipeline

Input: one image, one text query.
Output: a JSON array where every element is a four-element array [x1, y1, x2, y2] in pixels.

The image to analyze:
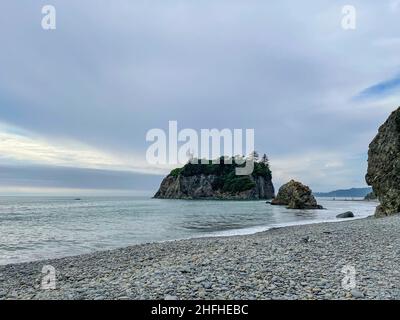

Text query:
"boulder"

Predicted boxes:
[[271, 180, 323, 209], [366, 107, 400, 216], [336, 211, 354, 218]]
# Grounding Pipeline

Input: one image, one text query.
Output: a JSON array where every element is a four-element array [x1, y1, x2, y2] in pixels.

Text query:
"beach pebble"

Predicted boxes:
[[350, 289, 364, 298], [202, 282, 212, 289], [194, 276, 207, 283]]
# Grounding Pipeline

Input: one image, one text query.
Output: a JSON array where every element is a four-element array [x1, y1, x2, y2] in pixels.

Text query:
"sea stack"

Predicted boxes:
[[366, 106, 400, 217], [154, 157, 275, 200], [271, 180, 323, 209]]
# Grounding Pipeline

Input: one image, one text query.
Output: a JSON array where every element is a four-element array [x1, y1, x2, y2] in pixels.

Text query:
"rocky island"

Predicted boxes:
[[154, 156, 274, 200], [271, 180, 323, 209]]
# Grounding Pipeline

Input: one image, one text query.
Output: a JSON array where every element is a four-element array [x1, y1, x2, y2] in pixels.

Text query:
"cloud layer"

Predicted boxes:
[[1, 1, 400, 193]]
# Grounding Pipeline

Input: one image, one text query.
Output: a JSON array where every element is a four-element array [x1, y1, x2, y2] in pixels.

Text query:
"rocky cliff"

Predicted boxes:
[[154, 158, 274, 200], [366, 106, 400, 216]]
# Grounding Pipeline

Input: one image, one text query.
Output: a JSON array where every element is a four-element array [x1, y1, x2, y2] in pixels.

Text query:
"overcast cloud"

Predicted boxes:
[[0, 0, 400, 194]]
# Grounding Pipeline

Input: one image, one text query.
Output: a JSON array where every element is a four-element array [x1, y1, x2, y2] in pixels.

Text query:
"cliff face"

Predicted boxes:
[[154, 160, 275, 200], [366, 106, 400, 217], [154, 174, 274, 200]]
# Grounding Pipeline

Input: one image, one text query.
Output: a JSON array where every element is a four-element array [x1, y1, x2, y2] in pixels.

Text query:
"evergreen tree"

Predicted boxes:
[[261, 153, 269, 165], [250, 151, 259, 162]]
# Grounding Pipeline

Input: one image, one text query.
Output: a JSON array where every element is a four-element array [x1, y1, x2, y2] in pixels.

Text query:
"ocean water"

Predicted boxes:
[[0, 196, 377, 265]]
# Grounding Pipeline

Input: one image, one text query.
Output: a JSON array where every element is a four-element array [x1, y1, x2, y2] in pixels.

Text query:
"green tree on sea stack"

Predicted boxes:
[[250, 151, 259, 162], [261, 153, 269, 165], [166, 151, 272, 194]]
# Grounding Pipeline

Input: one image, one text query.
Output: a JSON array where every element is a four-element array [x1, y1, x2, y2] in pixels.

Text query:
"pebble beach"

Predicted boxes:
[[1, 214, 400, 300]]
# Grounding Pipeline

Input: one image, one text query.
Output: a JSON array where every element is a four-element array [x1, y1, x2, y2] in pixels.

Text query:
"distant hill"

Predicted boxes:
[[314, 187, 372, 198]]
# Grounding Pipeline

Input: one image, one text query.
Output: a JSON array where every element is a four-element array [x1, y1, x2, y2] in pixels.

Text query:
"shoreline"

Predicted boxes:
[[0, 196, 377, 267], [2, 214, 399, 299], [1, 213, 372, 268]]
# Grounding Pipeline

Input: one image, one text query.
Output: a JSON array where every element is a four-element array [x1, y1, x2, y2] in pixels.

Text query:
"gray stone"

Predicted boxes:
[[194, 276, 207, 283], [336, 211, 354, 219], [202, 282, 212, 289], [180, 267, 191, 274], [350, 289, 364, 299]]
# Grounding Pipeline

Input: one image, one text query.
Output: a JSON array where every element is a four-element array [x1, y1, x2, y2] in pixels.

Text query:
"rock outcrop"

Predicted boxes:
[[366, 107, 400, 217], [271, 180, 323, 209], [154, 159, 275, 200]]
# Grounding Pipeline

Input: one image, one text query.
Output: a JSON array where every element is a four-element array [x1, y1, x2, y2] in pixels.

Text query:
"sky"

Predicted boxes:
[[1, 0, 400, 195]]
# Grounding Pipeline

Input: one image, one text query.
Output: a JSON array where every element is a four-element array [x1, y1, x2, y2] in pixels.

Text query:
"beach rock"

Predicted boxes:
[[350, 289, 364, 299], [194, 276, 207, 283], [366, 106, 400, 216], [202, 282, 212, 289], [180, 267, 191, 274], [271, 180, 323, 209], [164, 295, 179, 300], [336, 211, 354, 219], [300, 236, 310, 243]]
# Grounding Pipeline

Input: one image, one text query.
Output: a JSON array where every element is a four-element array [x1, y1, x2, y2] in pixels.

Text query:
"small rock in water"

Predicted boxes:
[[350, 289, 364, 298], [271, 180, 323, 209], [336, 211, 355, 219]]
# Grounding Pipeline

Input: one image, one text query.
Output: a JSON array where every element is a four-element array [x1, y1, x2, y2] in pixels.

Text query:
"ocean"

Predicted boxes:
[[0, 196, 377, 265]]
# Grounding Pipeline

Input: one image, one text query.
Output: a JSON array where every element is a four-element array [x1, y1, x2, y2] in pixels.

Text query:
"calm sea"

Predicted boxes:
[[0, 196, 377, 265]]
